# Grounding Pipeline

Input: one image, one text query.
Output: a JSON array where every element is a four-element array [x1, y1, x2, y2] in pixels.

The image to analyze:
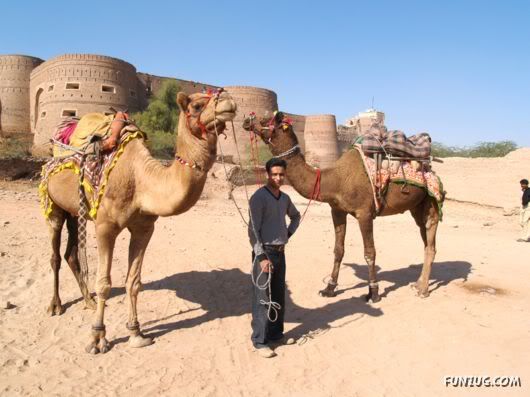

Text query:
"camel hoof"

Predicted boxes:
[[365, 293, 381, 303], [129, 334, 153, 348], [318, 287, 337, 297], [98, 338, 111, 354], [84, 298, 97, 310], [370, 295, 381, 303], [47, 301, 64, 316], [412, 282, 429, 298], [86, 343, 99, 354]]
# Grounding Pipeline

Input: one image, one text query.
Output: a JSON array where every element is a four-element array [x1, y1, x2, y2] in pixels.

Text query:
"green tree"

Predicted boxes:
[[133, 80, 180, 134], [132, 80, 180, 158]]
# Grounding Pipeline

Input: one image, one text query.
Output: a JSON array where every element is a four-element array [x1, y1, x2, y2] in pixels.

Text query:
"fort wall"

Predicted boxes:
[[30, 54, 144, 155], [0, 55, 44, 136]]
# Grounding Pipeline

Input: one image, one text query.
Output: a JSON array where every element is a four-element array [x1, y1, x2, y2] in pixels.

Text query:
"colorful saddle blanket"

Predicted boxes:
[[39, 129, 145, 220], [354, 145, 444, 218]]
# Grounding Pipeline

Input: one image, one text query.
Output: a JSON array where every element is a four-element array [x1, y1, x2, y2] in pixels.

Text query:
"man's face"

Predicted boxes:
[[522, 183, 528, 191], [267, 165, 286, 190]]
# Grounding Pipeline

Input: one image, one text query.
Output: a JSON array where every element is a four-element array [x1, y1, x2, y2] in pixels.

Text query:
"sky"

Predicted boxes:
[[2, 0, 529, 147]]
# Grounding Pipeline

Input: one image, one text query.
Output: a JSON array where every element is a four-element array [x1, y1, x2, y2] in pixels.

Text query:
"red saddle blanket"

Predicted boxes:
[[354, 145, 444, 218]]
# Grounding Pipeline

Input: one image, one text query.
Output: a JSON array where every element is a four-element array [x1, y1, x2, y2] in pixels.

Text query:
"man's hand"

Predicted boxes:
[[101, 137, 117, 152], [260, 259, 272, 273]]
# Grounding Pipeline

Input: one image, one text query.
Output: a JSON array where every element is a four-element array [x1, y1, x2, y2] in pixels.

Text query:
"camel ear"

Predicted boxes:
[[274, 111, 284, 124], [177, 92, 190, 112]]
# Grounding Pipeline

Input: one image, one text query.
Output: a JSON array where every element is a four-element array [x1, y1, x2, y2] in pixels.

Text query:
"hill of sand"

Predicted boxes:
[[0, 149, 529, 396]]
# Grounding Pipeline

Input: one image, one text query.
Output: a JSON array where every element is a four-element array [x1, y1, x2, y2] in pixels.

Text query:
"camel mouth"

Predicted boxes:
[[214, 110, 236, 122]]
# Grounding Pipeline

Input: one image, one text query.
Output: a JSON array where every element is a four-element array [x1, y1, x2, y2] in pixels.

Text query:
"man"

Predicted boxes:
[[517, 179, 530, 242], [100, 111, 129, 152], [248, 158, 301, 358]]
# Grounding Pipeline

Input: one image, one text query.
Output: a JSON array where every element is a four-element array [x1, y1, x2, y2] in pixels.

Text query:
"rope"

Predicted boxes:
[[212, 112, 279, 322], [213, 119, 250, 226], [299, 168, 321, 224], [77, 155, 89, 287]]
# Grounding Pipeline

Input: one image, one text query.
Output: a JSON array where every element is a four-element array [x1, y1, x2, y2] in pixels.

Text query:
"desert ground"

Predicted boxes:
[[1, 148, 529, 396]]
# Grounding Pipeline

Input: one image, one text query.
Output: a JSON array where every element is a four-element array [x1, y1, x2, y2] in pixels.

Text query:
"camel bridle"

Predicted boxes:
[[184, 88, 225, 140], [247, 112, 300, 159]]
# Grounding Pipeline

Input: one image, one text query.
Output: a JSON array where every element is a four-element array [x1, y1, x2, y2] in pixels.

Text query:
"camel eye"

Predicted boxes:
[[193, 104, 202, 111]]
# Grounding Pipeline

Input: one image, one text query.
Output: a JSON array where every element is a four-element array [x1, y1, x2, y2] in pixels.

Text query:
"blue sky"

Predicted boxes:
[[2, 0, 529, 146]]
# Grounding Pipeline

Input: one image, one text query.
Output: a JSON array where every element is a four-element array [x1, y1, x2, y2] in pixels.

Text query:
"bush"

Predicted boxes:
[[132, 80, 180, 158], [432, 140, 518, 158], [0, 135, 32, 158], [147, 130, 176, 159]]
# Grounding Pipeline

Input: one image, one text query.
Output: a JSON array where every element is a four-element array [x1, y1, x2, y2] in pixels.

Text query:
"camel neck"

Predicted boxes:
[[175, 117, 217, 173], [284, 153, 331, 202], [132, 118, 217, 217]]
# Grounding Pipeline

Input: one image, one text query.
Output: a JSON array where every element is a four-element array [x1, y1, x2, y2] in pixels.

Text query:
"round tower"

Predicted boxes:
[[223, 86, 278, 163], [304, 114, 339, 169], [30, 54, 145, 156], [0, 55, 44, 138]]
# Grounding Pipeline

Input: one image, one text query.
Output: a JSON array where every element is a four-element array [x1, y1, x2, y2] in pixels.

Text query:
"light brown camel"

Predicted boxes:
[[45, 91, 237, 353], [243, 112, 443, 302]]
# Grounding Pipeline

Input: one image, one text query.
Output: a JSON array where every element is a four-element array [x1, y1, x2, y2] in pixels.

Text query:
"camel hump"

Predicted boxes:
[[52, 113, 116, 157]]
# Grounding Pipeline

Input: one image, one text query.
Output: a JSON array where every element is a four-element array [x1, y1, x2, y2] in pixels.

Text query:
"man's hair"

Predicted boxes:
[[521, 179, 529, 185], [265, 158, 287, 174]]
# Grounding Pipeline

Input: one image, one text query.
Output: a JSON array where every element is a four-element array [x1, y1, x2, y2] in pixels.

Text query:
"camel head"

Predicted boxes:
[[177, 89, 237, 140], [242, 111, 299, 157]]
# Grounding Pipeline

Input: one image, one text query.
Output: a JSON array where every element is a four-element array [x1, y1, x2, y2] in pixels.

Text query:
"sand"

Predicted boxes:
[[0, 149, 529, 396]]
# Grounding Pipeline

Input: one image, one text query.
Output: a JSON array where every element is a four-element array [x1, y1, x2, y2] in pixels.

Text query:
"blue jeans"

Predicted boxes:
[[251, 249, 286, 348]]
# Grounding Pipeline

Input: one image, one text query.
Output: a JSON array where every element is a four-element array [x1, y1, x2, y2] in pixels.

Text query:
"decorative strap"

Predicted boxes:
[[273, 144, 300, 159], [175, 155, 202, 171]]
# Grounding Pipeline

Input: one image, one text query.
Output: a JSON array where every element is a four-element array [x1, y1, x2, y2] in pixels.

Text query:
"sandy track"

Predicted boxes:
[[1, 151, 529, 396]]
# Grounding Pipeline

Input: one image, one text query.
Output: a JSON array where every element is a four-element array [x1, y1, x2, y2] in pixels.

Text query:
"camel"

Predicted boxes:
[[243, 112, 443, 303], [44, 90, 237, 353]]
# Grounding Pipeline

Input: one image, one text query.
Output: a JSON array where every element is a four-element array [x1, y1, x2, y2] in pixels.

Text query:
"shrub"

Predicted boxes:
[[132, 80, 180, 158], [432, 140, 518, 158], [146, 130, 176, 159]]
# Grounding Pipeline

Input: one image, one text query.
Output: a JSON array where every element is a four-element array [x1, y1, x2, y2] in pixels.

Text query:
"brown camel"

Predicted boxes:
[[243, 112, 443, 302], [44, 91, 237, 353]]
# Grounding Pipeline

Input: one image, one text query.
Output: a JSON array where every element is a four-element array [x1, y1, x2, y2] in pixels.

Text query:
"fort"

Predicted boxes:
[[0, 53, 384, 166]]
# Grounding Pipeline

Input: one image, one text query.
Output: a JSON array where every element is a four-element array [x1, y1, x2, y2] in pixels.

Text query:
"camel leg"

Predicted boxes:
[[411, 198, 439, 298], [358, 214, 380, 303], [319, 208, 347, 297], [47, 210, 66, 316], [86, 222, 119, 354], [125, 222, 155, 348], [64, 215, 96, 310]]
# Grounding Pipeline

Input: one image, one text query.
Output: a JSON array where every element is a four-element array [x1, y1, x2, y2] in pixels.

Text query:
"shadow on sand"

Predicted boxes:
[[108, 267, 382, 345], [337, 260, 472, 298], [103, 260, 471, 346]]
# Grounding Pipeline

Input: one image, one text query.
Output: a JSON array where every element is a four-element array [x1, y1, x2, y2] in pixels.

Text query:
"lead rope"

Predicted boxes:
[[77, 154, 89, 286], [212, 113, 280, 322]]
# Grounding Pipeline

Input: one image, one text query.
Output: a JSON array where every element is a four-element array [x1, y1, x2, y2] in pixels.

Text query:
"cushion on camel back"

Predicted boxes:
[[360, 130, 432, 159], [53, 113, 115, 157], [383, 131, 432, 158]]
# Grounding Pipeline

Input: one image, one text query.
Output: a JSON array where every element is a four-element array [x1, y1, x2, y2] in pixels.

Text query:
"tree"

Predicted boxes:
[[133, 80, 180, 134]]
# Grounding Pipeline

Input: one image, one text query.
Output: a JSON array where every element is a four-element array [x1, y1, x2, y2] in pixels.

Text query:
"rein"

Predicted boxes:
[[185, 97, 211, 139], [300, 168, 321, 223], [184, 88, 224, 140], [247, 113, 322, 223]]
